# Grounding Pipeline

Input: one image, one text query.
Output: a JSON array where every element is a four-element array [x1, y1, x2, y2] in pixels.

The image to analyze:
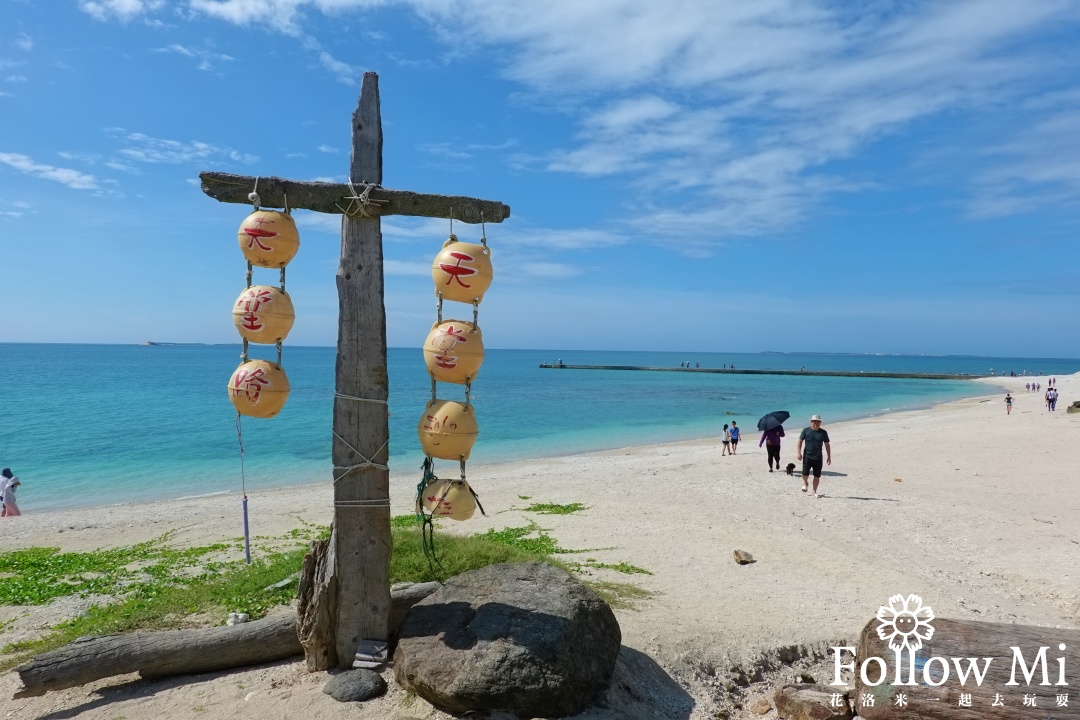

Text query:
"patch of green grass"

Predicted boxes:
[[391, 514, 421, 529], [390, 522, 563, 583], [522, 502, 587, 515], [517, 495, 532, 500], [0, 539, 232, 606], [478, 522, 584, 555], [585, 580, 654, 610], [1, 518, 651, 671], [582, 561, 652, 575], [1, 546, 307, 670]]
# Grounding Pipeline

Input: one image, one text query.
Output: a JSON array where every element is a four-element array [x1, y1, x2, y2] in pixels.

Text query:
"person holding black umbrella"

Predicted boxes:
[[757, 411, 789, 472]]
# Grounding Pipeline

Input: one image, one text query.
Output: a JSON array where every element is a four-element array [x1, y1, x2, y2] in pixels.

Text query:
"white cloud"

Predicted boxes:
[[154, 44, 235, 71], [316, 50, 359, 85], [0, 153, 98, 190], [79, 0, 165, 22], [418, 139, 517, 161], [14, 34, 32, 52], [4, 75, 27, 83], [384, 258, 431, 276], [317, 144, 338, 153], [108, 130, 258, 165], [966, 97, 1080, 218], [84, 0, 1080, 242]]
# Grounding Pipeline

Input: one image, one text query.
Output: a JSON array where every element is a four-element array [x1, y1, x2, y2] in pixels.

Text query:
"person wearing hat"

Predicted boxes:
[[796, 415, 831, 498]]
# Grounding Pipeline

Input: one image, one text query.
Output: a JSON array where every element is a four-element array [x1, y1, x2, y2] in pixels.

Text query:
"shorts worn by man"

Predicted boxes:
[[796, 415, 831, 499]]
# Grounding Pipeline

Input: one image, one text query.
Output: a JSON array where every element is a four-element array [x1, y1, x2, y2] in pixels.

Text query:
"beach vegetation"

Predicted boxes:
[[522, 502, 587, 515], [1, 519, 650, 671], [584, 580, 653, 610], [580, 560, 652, 575]]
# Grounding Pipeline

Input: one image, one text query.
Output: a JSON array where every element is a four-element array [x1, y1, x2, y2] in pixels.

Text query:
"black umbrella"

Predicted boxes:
[[757, 411, 790, 432]]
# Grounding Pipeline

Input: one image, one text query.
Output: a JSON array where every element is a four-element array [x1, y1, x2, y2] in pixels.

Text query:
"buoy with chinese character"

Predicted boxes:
[[232, 285, 295, 344], [432, 237, 493, 304], [418, 399, 478, 461], [418, 477, 478, 521], [237, 210, 300, 268], [228, 359, 290, 418], [423, 320, 484, 384]]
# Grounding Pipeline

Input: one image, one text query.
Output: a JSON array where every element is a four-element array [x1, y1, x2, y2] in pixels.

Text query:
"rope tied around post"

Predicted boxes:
[[336, 180, 388, 218], [332, 432, 390, 476]]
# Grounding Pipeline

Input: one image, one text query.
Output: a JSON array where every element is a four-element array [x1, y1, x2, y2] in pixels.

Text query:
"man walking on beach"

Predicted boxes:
[[797, 415, 831, 498], [729, 421, 740, 454], [1005, 393, 1013, 415]]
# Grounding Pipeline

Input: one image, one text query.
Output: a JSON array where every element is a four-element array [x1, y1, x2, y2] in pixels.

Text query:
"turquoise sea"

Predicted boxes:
[[3, 344, 1078, 511]]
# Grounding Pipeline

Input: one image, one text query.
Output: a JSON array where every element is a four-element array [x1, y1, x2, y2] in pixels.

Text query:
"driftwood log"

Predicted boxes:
[[14, 612, 300, 699], [199, 172, 510, 223], [14, 580, 439, 698], [854, 617, 1080, 719]]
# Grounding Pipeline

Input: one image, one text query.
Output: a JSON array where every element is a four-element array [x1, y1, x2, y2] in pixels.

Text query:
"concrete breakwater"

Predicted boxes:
[[538, 364, 987, 380]]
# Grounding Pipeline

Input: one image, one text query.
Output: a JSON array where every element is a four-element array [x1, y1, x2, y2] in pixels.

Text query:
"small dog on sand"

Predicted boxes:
[[785, 463, 796, 476]]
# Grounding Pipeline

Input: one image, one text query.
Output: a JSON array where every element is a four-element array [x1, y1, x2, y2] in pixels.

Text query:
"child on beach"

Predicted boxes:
[[1, 468, 21, 517], [722, 424, 731, 456]]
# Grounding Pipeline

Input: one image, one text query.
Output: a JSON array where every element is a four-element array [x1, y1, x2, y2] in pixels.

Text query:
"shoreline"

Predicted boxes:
[[15, 379, 1001, 515]]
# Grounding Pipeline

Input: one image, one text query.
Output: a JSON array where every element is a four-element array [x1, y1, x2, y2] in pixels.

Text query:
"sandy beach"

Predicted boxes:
[[3, 373, 1078, 719]]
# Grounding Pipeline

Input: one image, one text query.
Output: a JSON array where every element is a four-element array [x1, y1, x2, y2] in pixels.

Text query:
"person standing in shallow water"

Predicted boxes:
[[797, 416, 831, 499]]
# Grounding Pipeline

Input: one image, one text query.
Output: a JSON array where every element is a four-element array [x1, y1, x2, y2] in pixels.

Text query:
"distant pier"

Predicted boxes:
[[537, 364, 988, 381]]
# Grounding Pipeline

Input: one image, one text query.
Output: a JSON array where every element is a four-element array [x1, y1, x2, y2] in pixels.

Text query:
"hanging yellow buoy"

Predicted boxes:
[[232, 286, 295, 344], [431, 238, 493, 304], [423, 320, 484, 384], [237, 210, 300, 268], [228, 359, 290, 418], [420, 478, 477, 521], [418, 399, 478, 460]]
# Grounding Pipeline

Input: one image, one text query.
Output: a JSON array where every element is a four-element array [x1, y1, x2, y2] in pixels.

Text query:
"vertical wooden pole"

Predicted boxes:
[[332, 71, 392, 668]]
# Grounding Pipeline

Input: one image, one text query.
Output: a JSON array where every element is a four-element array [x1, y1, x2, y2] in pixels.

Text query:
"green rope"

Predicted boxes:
[[416, 457, 445, 580]]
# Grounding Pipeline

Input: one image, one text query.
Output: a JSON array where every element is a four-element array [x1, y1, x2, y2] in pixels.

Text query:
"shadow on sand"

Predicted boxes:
[[30, 658, 298, 720], [571, 645, 694, 720]]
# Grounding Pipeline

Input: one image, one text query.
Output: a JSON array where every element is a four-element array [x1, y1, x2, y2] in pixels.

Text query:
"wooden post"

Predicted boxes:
[[197, 71, 508, 672], [331, 72, 392, 667]]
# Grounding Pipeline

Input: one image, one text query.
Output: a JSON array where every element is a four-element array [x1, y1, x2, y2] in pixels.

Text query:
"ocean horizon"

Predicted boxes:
[[3, 343, 1078, 512]]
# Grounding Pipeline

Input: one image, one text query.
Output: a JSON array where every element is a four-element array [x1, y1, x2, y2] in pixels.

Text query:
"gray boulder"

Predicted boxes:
[[323, 668, 387, 702], [394, 561, 621, 717]]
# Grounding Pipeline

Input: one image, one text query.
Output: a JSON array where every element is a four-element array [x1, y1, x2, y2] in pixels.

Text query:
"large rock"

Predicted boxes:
[[394, 561, 621, 717], [323, 668, 386, 702]]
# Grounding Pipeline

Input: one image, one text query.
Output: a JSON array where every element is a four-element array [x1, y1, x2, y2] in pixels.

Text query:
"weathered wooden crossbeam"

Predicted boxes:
[[199, 172, 510, 224]]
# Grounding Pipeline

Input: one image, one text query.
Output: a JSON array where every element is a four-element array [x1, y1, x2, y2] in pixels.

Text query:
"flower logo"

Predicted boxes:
[[876, 594, 935, 652]]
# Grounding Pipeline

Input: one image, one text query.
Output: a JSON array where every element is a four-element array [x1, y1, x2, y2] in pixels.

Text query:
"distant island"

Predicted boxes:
[[137, 341, 210, 346]]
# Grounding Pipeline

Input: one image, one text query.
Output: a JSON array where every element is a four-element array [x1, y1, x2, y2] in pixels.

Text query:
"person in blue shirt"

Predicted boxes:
[[728, 421, 740, 454]]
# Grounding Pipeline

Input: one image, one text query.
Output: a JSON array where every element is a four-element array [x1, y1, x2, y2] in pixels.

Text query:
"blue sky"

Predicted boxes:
[[2, 0, 1080, 356]]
